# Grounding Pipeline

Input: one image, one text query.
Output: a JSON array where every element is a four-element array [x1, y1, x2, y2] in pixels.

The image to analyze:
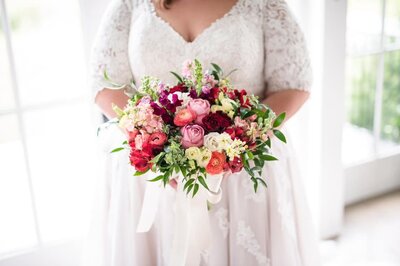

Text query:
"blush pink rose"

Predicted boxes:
[[187, 99, 211, 124], [181, 124, 204, 148]]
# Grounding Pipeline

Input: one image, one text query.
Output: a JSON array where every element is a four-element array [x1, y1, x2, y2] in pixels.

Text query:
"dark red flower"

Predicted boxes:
[[169, 83, 188, 93], [198, 87, 220, 104], [129, 148, 153, 172], [228, 157, 244, 173], [236, 89, 251, 108], [202, 111, 232, 133]]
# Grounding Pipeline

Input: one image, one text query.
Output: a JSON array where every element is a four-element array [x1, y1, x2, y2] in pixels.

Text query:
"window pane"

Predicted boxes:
[[384, 0, 400, 48], [0, 26, 16, 111], [347, 0, 383, 55], [23, 103, 97, 243], [0, 114, 38, 254], [380, 50, 400, 147], [6, 0, 87, 106], [343, 55, 379, 164]]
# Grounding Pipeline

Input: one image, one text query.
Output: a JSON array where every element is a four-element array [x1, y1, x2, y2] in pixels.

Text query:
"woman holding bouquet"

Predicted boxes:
[[85, 0, 320, 265]]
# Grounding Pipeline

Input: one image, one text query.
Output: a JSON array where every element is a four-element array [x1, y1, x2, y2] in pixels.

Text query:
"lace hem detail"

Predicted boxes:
[[237, 220, 270, 265]]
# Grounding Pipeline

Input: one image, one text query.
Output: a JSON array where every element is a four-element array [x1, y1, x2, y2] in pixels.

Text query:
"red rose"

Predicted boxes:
[[228, 156, 244, 173], [202, 111, 232, 133]]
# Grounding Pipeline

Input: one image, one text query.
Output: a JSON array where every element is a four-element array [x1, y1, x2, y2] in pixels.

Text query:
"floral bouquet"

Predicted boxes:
[[109, 59, 286, 198]]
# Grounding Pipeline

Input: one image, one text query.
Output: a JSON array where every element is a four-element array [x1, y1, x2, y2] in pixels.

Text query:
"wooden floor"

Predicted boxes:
[[322, 190, 400, 266]]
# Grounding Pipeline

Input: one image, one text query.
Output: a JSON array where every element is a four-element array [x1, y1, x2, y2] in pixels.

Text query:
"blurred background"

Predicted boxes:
[[0, 0, 399, 265]]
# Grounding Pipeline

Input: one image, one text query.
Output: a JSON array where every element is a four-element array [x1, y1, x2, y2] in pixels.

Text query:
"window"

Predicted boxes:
[[344, 0, 400, 165], [0, 0, 96, 258]]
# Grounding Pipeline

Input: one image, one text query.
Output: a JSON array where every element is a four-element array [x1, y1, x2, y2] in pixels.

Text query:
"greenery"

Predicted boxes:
[[347, 50, 400, 144]]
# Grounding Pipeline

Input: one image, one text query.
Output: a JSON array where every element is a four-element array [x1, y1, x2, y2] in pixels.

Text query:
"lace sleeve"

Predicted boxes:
[[263, 0, 312, 94], [90, 0, 133, 101]]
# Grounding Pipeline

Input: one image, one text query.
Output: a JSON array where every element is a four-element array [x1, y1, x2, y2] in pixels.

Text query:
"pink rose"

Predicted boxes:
[[181, 124, 204, 148], [187, 99, 211, 124]]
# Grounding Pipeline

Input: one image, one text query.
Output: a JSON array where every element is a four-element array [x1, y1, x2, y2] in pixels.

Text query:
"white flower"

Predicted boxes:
[[197, 148, 212, 167], [218, 132, 233, 150], [226, 139, 247, 161], [185, 147, 202, 161], [204, 132, 222, 152]]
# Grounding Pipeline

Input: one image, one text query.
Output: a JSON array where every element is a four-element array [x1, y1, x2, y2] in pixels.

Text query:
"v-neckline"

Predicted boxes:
[[147, 0, 242, 45]]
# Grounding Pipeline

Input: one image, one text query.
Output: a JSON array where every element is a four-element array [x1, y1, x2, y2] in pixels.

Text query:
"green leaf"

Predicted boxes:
[[184, 178, 195, 191], [211, 70, 220, 81], [273, 129, 287, 143], [134, 169, 149, 176], [257, 178, 268, 188], [265, 138, 271, 148], [110, 147, 124, 153], [170, 71, 183, 83], [186, 184, 194, 195], [151, 152, 165, 164], [180, 165, 187, 177], [273, 112, 286, 128], [253, 179, 259, 192], [174, 164, 180, 174], [259, 154, 278, 161], [246, 151, 254, 160], [211, 63, 223, 75], [148, 175, 164, 182], [242, 110, 255, 119], [198, 176, 209, 190], [122, 140, 128, 145], [192, 183, 200, 197]]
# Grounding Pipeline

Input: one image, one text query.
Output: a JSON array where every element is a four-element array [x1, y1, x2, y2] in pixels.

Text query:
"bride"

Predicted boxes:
[[85, 0, 320, 265]]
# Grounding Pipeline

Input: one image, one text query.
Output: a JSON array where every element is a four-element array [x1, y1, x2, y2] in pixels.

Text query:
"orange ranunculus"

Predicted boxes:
[[173, 108, 196, 127], [205, 151, 226, 175]]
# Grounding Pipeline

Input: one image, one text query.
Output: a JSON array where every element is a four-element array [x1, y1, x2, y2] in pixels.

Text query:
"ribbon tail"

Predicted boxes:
[[137, 176, 161, 233]]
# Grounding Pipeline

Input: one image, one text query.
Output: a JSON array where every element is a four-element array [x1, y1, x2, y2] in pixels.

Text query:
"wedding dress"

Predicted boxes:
[[84, 0, 320, 265]]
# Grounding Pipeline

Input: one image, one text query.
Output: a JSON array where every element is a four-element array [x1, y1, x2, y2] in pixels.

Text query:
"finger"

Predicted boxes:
[[169, 178, 178, 190]]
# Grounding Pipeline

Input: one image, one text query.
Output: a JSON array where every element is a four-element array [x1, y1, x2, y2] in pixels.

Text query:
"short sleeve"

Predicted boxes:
[[263, 0, 312, 94], [90, 0, 134, 101]]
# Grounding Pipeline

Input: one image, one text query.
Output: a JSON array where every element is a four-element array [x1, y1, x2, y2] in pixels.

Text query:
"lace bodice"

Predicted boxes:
[[90, 0, 312, 99]]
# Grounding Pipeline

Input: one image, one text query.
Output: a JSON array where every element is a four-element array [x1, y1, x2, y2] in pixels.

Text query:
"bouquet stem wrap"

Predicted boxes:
[[137, 173, 224, 266]]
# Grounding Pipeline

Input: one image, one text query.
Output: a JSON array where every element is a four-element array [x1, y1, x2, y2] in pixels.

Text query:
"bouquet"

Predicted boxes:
[[109, 59, 286, 197]]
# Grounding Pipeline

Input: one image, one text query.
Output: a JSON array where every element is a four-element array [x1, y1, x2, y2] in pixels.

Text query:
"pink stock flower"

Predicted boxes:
[[181, 124, 204, 148], [187, 99, 211, 124]]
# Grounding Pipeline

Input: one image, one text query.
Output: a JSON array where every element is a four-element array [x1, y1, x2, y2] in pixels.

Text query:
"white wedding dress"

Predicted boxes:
[[84, 0, 320, 265]]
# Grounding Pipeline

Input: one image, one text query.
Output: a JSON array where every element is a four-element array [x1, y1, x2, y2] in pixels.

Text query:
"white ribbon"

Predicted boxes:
[[136, 173, 224, 266]]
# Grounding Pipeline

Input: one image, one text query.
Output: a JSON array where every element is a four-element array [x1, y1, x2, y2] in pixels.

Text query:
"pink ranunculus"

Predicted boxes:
[[187, 99, 211, 124], [181, 124, 205, 148]]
